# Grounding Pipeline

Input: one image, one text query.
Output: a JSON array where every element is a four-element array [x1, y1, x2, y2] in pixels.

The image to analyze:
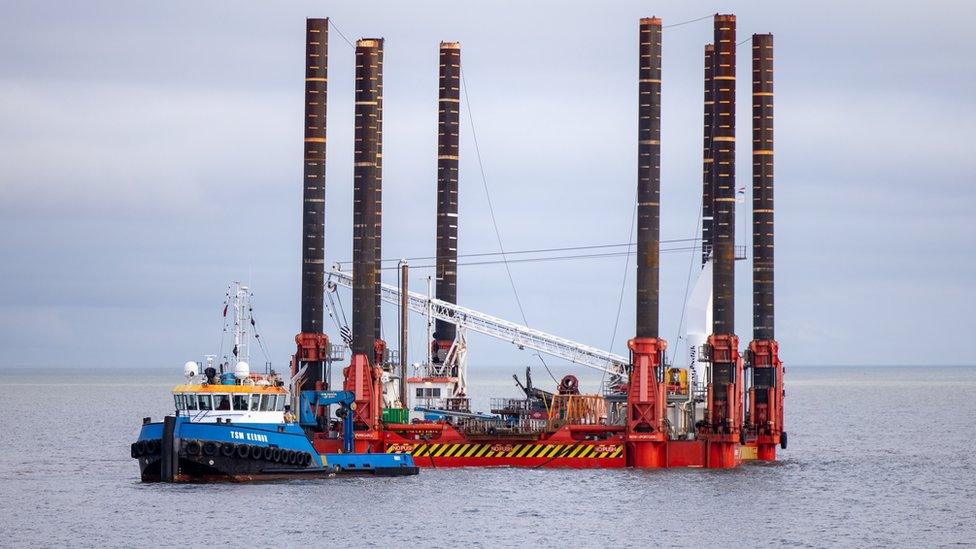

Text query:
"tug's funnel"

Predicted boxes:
[[434, 41, 461, 350]]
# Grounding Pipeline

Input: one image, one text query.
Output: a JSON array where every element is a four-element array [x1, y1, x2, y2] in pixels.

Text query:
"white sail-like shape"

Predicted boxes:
[[684, 258, 713, 391]]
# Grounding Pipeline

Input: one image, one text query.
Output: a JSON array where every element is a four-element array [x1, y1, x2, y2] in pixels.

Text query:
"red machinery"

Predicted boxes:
[[625, 337, 667, 467], [341, 350, 383, 452], [747, 340, 784, 460], [701, 334, 744, 468]]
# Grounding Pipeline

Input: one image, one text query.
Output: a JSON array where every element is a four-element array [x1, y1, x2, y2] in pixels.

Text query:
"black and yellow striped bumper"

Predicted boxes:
[[386, 442, 624, 460]]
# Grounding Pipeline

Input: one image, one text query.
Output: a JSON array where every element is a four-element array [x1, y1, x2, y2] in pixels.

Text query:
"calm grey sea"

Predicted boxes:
[[0, 366, 974, 548]]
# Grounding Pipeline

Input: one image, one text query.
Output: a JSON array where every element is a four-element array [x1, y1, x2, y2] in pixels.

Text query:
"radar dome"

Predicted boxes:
[[184, 361, 199, 378], [234, 361, 250, 379]]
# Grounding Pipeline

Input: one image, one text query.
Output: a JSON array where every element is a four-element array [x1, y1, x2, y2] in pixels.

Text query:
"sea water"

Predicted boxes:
[[0, 366, 974, 547]]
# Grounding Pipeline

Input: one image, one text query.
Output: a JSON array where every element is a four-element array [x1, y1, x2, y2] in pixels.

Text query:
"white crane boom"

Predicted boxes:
[[326, 267, 629, 380]]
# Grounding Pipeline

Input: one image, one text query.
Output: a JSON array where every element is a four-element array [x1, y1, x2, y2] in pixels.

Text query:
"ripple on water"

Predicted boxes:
[[0, 367, 975, 547]]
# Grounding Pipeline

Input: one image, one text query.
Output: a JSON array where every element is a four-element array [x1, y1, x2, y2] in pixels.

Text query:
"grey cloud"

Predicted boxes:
[[1, 0, 973, 372]]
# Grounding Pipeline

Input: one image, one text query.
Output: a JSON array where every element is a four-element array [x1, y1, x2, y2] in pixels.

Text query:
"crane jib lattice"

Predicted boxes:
[[327, 268, 628, 380]]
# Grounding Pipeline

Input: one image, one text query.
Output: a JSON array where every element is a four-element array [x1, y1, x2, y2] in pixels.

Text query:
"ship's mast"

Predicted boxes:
[[231, 282, 251, 365]]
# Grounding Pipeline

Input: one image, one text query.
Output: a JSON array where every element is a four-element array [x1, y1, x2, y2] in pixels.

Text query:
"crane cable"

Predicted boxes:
[[461, 68, 558, 385], [601, 192, 637, 390], [328, 19, 355, 48], [669, 204, 704, 366], [339, 244, 704, 271], [343, 237, 701, 265], [247, 295, 273, 366], [662, 14, 713, 29]]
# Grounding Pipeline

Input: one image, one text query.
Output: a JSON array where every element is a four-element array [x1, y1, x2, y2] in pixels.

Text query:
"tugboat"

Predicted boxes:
[[131, 282, 418, 482]]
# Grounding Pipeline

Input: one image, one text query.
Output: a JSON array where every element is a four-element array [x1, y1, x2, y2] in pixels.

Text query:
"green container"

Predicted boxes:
[[382, 407, 409, 424]]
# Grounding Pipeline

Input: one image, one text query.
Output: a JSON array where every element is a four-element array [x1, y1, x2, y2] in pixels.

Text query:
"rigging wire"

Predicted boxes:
[[337, 238, 701, 269], [662, 14, 713, 29], [342, 245, 703, 271], [661, 14, 756, 49], [247, 294, 273, 365], [670, 204, 704, 366], [661, 13, 757, 40], [601, 192, 638, 389], [328, 19, 355, 48], [461, 68, 558, 385], [335, 288, 350, 331], [347, 237, 701, 265], [325, 290, 346, 341]]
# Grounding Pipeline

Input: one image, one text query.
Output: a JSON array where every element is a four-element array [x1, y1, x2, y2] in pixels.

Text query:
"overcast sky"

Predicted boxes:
[[1, 1, 973, 380]]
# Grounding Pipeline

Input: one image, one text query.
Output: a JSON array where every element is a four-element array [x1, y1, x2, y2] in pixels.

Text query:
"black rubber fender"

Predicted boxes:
[[262, 447, 274, 461], [780, 431, 788, 450], [146, 439, 159, 455], [272, 448, 283, 462], [203, 441, 219, 456], [217, 442, 233, 457], [131, 442, 141, 458], [236, 444, 250, 459], [249, 446, 263, 460], [303, 452, 313, 466], [185, 440, 202, 456]]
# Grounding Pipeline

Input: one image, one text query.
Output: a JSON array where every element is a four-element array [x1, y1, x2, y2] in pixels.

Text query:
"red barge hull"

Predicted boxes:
[[381, 438, 754, 469], [312, 424, 763, 468]]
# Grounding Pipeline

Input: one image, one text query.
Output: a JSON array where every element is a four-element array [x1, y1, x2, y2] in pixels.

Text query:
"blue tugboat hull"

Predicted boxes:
[[132, 417, 418, 482]]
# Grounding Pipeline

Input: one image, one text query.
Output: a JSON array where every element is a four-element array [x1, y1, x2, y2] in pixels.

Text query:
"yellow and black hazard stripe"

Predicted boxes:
[[387, 443, 624, 459]]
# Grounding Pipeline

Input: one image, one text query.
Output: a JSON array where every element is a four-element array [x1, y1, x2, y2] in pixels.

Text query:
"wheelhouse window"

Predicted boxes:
[[276, 395, 285, 411], [198, 394, 213, 410], [232, 394, 249, 411], [213, 394, 230, 411], [173, 394, 183, 410], [260, 393, 274, 411], [185, 394, 198, 411], [250, 394, 261, 411]]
